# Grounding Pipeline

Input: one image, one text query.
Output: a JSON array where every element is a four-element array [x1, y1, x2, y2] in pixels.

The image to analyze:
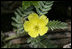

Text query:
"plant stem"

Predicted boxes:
[[5, 35, 18, 41]]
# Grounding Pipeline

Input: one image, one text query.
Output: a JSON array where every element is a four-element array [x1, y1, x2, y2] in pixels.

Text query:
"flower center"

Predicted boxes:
[[34, 26, 39, 31]]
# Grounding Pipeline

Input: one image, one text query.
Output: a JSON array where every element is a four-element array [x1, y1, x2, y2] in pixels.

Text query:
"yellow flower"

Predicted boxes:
[[24, 13, 49, 38]]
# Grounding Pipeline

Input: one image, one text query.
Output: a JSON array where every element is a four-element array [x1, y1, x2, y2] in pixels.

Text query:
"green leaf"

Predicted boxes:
[[31, 1, 40, 8], [48, 20, 68, 31], [22, 1, 31, 10], [22, 1, 54, 15], [11, 6, 33, 34], [35, 1, 54, 15], [27, 36, 58, 48]]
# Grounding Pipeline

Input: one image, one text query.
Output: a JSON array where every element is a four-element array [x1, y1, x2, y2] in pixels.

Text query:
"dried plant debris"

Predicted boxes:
[[63, 43, 71, 48]]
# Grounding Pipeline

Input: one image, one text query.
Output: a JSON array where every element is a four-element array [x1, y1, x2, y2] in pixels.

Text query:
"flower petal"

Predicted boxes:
[[28, 13, 39, 25], [40, 15, 49, 26], [39, 26, 48, 36], [28, 13, 39, 21], [24, 21, 33, 32], [28, 31, 39, 38]]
